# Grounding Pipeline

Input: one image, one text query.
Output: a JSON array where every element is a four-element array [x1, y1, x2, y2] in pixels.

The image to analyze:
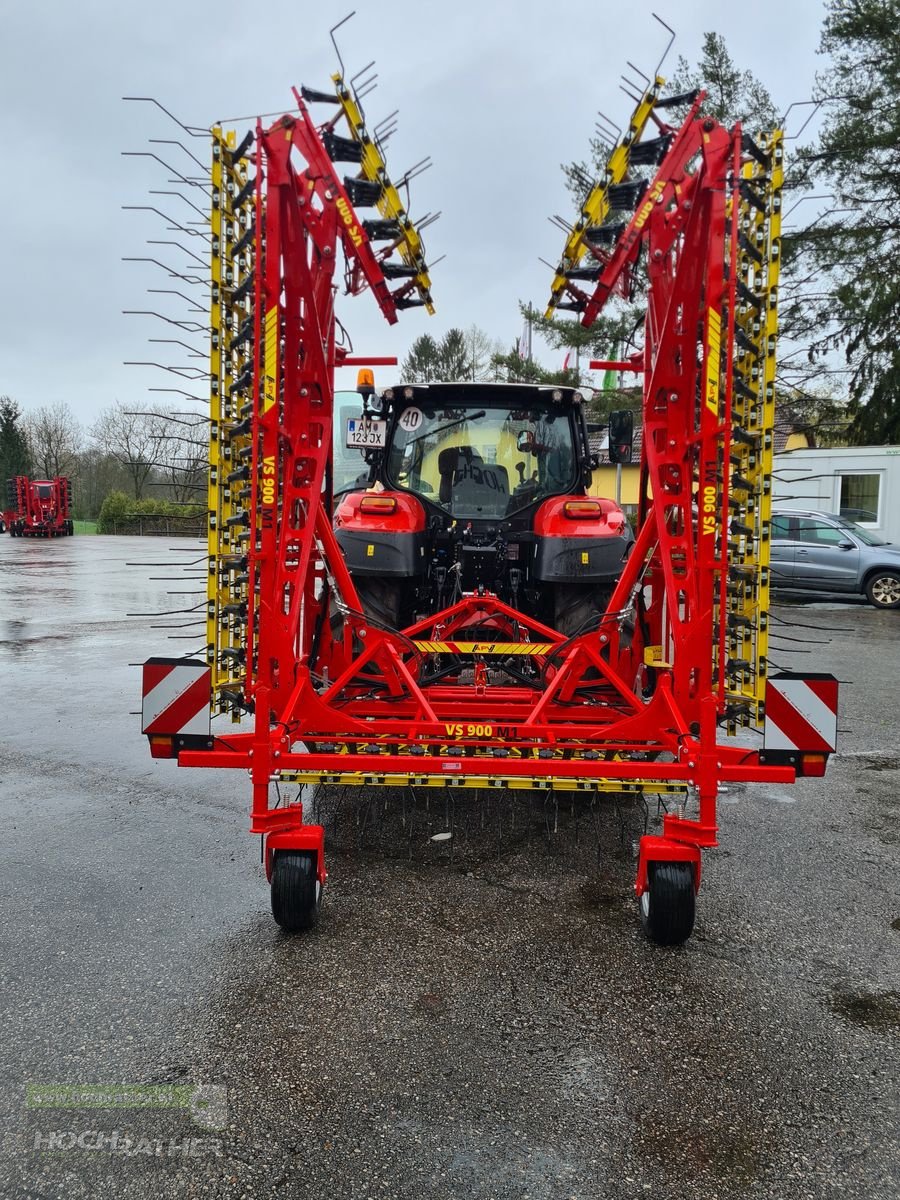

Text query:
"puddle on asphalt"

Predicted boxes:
[[829, 987, 900, 1031], [631, 1110, 763, 1178], [862, 756, 900, 772]]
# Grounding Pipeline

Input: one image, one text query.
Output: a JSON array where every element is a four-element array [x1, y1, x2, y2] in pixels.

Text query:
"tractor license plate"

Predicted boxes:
[[346, 418, 386, 449]]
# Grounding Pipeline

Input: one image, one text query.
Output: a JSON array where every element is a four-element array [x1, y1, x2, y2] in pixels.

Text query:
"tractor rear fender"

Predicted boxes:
[[334, 490, 427, 577], [533, 496, 632, 583]]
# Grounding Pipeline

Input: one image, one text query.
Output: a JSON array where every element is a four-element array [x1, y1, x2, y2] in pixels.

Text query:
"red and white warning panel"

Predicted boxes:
[[142, 658, 211, 757], [761, 673, 839, 776]]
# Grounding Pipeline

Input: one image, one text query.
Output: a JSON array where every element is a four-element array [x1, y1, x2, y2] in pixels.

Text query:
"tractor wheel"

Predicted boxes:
[[355, 576, 403, 630], [865, 570, 900, 610], [640, 862, 696, 946], [271, 851, 321, 932], [553, 583, 613, 638]]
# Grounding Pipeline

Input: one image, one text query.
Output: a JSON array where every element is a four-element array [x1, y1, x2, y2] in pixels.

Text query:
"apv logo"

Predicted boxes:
[[336, 196, 363, 247]]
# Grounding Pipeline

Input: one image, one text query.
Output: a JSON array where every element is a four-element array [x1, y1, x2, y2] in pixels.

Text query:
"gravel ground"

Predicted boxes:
[[0, 536, 897, 1199]]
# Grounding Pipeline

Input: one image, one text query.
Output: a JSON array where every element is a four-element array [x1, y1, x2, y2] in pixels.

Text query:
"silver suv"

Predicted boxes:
[[769, 509, 900, 609]]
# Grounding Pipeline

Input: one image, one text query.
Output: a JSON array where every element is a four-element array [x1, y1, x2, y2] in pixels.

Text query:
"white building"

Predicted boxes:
[[772, 445, 900, 544]]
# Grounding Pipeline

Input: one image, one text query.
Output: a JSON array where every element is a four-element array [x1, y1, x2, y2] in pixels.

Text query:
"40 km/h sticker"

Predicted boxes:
[[398, 407, 423, 432]]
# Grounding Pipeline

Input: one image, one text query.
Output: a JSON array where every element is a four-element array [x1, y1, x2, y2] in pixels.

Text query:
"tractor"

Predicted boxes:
[[334, 380, 634, 639]]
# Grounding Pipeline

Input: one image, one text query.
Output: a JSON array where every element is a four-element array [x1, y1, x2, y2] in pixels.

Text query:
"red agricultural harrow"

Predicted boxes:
[[140, 53, 838, 943], [4, 476, 73, 537]]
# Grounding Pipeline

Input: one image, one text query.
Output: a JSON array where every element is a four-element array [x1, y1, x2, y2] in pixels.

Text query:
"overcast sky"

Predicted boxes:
[[2, 0, 827, 427]]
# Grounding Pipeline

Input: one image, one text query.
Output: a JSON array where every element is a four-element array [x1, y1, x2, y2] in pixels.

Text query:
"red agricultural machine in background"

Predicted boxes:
[[4, 476, 73, 537], [140, 51, 838, 944]]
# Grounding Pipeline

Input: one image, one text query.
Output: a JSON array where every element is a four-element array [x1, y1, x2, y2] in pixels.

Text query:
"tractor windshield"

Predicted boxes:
[[385, 402, 578, 519]]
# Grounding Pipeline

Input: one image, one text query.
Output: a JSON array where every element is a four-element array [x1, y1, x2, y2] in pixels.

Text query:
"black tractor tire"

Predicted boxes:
[[271, 851, 321, 932], [865, 570, 900, 610], [355, 576, 403, 630], [553, 583, 613, 639], [640, 862, 696, 946]]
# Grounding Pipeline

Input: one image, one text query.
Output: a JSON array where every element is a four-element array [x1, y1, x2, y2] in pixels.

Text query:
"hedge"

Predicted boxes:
[[97, 491, 205, 534]]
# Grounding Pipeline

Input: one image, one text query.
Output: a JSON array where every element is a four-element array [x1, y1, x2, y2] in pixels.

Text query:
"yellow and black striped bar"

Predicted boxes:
[[545, 76, 665, 317], [279, 771, 687, 794], [411, 640, 556, 656], [332, 74, 434, 313], [207, 127, 256, 719], [725, 130, 783, 731]]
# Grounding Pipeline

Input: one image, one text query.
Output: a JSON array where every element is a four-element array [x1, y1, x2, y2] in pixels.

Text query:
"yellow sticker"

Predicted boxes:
[[581, 551, 589, 564], [366, 544, 374, 557], [705, 306, 722, 414]]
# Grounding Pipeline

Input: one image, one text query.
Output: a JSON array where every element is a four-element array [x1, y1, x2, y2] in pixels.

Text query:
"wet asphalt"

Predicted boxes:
[[0, 535, 897, 1199]]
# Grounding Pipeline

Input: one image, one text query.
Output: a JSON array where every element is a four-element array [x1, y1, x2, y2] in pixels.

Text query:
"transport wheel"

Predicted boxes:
[[271, 851, 321, 932], [640, 862, 695, 946], [553, 583, 613, 638], [865, 570, 900, 610], [355, 576, 402, 629]]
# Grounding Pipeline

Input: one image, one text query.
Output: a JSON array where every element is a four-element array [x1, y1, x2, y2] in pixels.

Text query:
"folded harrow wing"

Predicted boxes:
[[141, 64, 838, 944]]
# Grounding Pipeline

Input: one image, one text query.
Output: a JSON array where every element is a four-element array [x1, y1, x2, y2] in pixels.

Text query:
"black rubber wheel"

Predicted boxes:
[[271, 850, 321, 932], [640, 862, 696, 946], [553, 583, 613, 638], [355, 576, 403, 629], [865, 570, 900, 610]]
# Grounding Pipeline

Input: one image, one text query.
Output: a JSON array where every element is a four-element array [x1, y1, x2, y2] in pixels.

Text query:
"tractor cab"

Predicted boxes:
[[335, 382, 633, 634], [384, 393, 577, 520]]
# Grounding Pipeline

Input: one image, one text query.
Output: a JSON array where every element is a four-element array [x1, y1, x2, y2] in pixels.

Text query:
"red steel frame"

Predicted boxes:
[[174, 95, 803, 893]]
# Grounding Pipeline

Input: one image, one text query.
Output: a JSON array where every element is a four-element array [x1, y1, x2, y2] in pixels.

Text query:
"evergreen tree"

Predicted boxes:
[[799, 0, 900, 443], [0, 397, 32, 488], [668, 33, 777, 128], [436, 328, 468, 380], [401, 327, 502, 383], [400, 333, 441, 382]]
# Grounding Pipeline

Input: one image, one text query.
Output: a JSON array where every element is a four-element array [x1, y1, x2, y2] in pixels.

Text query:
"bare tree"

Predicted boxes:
[[150, 411, 208, 504], [70, 446, 133, 520], [91, 403, 166, 499], [464, 324, 505, 381], [24, 402, 83, 478]]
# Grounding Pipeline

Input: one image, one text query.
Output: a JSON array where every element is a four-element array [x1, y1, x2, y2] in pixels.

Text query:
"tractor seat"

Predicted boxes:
[[437, 446, 509, 510]]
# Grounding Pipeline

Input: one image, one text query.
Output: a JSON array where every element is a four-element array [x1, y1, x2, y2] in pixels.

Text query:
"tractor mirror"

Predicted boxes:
[[608, 410, 634, 465]]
